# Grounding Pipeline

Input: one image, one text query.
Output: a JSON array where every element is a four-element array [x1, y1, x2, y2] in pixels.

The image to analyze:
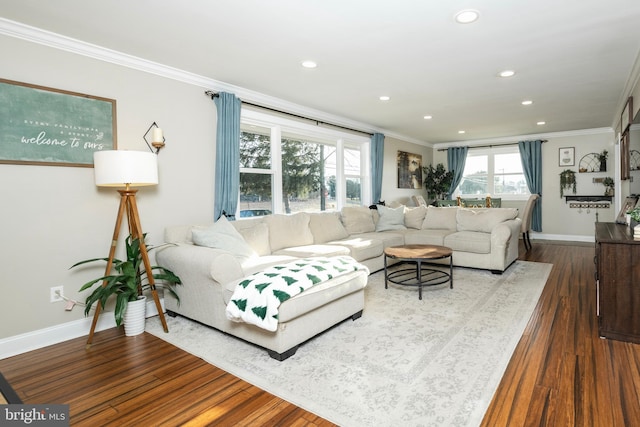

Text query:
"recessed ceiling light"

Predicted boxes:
[[458, 130, 466, 134], [499, 70, 515, 78], [423, 115, 433, 120], [301, 60, 317, 69], [537, 121, 546, 125], [455, 9, 480, 24], [522, 100, 533, 105], [379, 96, 390, 101]]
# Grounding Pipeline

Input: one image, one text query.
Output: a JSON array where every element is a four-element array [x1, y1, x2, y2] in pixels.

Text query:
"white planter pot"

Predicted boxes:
[[124, 295, 146, 336]]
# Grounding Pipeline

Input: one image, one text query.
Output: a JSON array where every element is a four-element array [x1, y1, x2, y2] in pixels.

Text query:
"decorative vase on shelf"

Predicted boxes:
[[124, 295, 147, 336]]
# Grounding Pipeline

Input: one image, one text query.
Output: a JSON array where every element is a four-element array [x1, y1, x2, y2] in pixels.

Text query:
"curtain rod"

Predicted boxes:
[[436, 140, 548, 151], [204, 90, 374, 137]]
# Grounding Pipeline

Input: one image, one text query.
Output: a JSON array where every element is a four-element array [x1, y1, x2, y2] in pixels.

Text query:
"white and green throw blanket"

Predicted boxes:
[[225, 256, 367, 331]]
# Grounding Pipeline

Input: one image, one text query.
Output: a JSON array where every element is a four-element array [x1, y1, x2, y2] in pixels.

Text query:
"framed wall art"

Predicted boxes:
[[397, 150, 423, 189], [559, 147, 575, 166], [0, 78, 117, 168]]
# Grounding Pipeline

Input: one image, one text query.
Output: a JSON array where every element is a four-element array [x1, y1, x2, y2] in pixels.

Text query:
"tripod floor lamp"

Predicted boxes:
[[86, 150, 168, 346]]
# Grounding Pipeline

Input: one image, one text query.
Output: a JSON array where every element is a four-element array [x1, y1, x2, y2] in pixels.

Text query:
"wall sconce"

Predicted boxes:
[[143, 122, 165, 154]]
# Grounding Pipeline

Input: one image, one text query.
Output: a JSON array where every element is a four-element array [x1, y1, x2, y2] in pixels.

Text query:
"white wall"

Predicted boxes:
[[432, 129, 616, 240], [542, 131, 616, 236], [380, 136, 432, 206], [0, 35, 216, 339]]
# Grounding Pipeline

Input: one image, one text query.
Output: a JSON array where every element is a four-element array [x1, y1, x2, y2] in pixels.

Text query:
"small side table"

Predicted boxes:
[[384, 244, 453, 300]]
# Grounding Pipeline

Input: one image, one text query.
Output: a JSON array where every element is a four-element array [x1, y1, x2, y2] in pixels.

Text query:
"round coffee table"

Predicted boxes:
[[384, 244, 453, 300]]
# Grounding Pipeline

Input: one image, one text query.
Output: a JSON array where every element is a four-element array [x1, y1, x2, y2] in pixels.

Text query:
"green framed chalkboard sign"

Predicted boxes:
[[0, 78, 117, 168]]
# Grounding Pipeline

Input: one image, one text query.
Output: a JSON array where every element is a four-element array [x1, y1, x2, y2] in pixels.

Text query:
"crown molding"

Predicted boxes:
[[0, 17, 427, 146], [432, 127, 614, 150]]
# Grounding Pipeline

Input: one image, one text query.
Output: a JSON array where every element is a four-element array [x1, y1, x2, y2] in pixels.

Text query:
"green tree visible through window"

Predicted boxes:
[[240, 131, 322, 214], [281, 139, 321, 213]]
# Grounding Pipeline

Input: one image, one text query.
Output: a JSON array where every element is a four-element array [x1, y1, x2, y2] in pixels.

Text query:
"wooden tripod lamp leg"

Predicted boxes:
[[127, 194, 169, 333], [86, 192, 128, 348]]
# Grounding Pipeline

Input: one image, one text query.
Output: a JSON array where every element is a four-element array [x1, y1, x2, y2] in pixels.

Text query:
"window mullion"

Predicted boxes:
[[271, 126, 283, 214], [336, 139, 345, 210]]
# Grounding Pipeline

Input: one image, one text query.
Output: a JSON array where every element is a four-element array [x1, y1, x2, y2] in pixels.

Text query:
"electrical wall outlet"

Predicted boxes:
[[50, 286, 64, 303]]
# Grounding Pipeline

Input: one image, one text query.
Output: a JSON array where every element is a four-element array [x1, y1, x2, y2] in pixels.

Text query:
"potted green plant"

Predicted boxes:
[[71, 234, 181, 335], [602, 177, 614, 196], [422, 163, 454, 200], [559, 169, 577, 197], [597, 150, 608, 172], [628, 206, 640, 230]]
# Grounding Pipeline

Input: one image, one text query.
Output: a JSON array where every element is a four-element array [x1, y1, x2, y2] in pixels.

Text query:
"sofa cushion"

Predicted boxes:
[[236, 222, 271, 256], [375, 205, 407, 232], [239, 255, 300, 277], [356, 231, 405, 248], [403, 229, 453, 246], [404, 205, 428, 229], [309, 212, 349, 243], [444, 231, 491, 254], [273, 244, 351, 258], [456, 208, 518, 233], [192, 216, 256, 258], [422, 206, 458, 230], [265, 213, 314, 252], [341, 206, 376, 234], [327, 237, 384, 262]]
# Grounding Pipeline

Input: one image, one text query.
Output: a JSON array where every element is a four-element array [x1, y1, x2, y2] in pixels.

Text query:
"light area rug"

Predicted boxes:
[[147, 260, 552, 427]]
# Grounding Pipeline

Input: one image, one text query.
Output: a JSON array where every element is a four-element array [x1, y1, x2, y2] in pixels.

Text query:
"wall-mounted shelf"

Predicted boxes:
[[579, 153, 606, 173], [565, 195, 613, 203]]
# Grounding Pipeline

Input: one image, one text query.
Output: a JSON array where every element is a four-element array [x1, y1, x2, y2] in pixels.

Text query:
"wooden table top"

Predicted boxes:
[[384, 244, 452, 260]]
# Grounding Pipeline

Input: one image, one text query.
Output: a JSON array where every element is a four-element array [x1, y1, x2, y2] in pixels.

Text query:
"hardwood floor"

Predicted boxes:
[[1, 241, 639, 426]]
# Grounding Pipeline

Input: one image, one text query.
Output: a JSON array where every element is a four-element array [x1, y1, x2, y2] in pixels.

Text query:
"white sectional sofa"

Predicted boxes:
[[156, 205, 521, 360]]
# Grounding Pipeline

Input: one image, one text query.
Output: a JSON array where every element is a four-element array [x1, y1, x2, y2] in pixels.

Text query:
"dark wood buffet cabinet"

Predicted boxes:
[[595, 222, 640, 343]]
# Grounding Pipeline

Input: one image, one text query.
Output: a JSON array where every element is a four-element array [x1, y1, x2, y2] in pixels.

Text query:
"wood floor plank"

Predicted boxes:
[[2, 241, 640, 426]]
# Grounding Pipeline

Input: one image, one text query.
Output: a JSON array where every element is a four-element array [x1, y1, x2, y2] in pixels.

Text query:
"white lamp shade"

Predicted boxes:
[[93, 150, 158, 187]]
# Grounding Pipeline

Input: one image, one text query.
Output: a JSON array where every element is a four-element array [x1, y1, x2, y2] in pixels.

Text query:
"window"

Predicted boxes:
[[456, 147, 530, 199], [239, 110, 370, 216]]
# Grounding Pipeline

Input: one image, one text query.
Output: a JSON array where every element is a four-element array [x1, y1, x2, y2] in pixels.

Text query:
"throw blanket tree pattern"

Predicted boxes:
[[226, 256, 367, 331]]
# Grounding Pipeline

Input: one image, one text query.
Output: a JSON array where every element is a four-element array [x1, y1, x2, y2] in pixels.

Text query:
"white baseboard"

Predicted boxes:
[[531, 232, 595, 243], [0, 298, 165, 360]]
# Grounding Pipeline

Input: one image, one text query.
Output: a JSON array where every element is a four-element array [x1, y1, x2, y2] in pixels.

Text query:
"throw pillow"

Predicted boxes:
[[236, 222, 271, 256], [404, 205, 428, 229], [265, 213, 314, 251], [456, 208, 519, 233], [309, 212, 349, 243], [376, 205, 407, 231], [192, 216, 256, 258], [341, 206, 376, 234], [421, 206, 458, 230]]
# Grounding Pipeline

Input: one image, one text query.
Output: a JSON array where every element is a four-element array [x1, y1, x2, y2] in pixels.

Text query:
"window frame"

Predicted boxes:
[[456, 146, 530, 201], [239, 109, 371, 215]]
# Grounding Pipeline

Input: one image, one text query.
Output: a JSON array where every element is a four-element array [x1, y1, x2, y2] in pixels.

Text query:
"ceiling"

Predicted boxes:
[[2, 0, 640, 145]]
